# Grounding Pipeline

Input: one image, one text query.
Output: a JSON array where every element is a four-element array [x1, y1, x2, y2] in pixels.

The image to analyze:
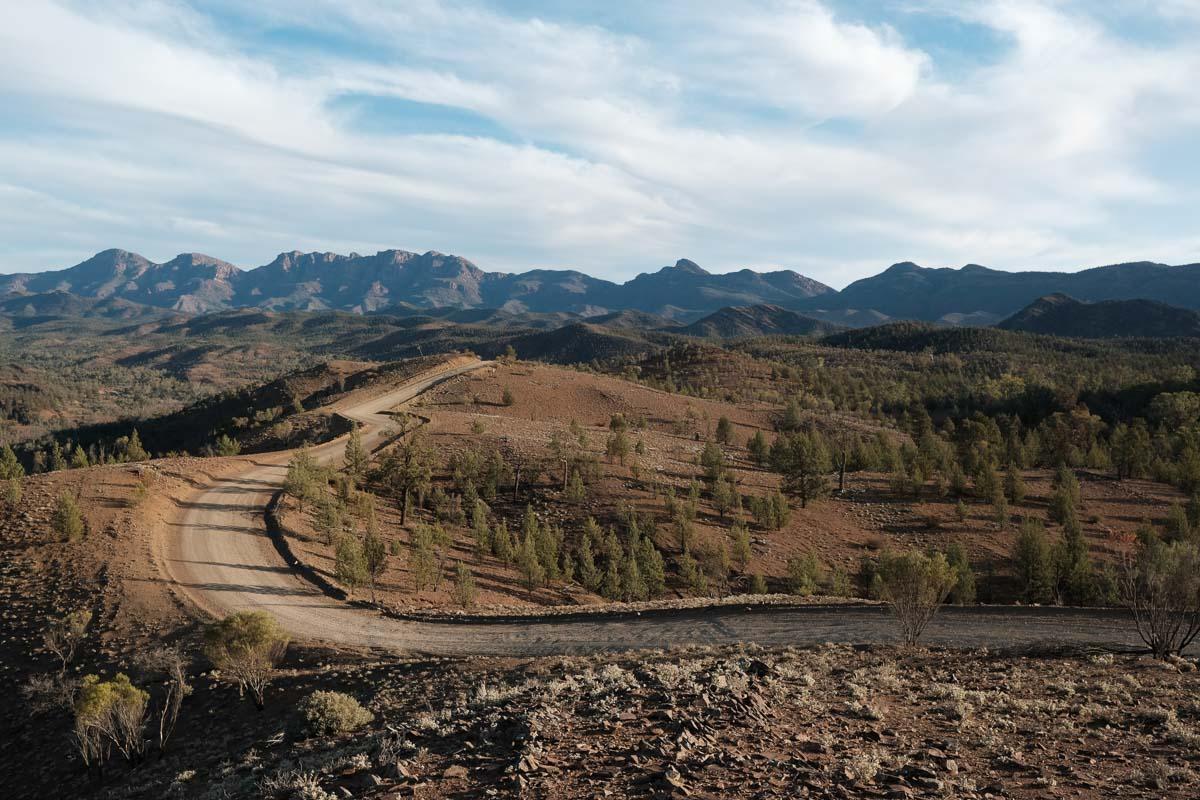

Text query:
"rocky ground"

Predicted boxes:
[[12, 643, 1197, 799]]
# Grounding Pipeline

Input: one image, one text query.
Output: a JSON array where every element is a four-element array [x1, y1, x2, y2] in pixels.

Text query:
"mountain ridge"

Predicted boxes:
[[6, 248, 1200, 324]]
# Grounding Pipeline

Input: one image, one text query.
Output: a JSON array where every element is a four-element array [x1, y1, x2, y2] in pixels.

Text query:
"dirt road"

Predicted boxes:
[[161, 360, 1162, 656]]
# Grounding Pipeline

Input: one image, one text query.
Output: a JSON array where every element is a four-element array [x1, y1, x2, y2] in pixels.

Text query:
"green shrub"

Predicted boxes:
[[52, 492, 84, 541], [299, 690, 373, 736]]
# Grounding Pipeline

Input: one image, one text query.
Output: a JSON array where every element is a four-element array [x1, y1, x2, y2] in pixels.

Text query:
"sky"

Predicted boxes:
[[2, 1, 1200, 287]]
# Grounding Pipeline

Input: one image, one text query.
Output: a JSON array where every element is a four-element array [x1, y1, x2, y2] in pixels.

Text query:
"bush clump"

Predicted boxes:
[[299, 690, 373, 736]]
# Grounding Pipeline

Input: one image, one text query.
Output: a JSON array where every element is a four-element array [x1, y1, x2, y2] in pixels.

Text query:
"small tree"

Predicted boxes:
[[747, 431, 768, 465], [945, 543, 976, 605], [1119, 539, 1200, 659], [362, 528, 388, 602], [715, 416, 733, 444], [284, 448, 321, 513], [343, 425, 369, 484], [730, 522, 752, 570], [564, 468, 586, 504], [452, 561, 477, 608], [875, 550, 957, 645], [335, 535, 369, 598], [501, 387, 515, 406], [44, 609, 91, 674], [4, 477, 20, 506], [1013, 517, 1053, 604], [52, 492, 85, 541], [203, 611, 288, 710], [769, 431, 831, 508], [0, 443, 25, 480], [212, 434, 241, 457], [749, 573, 768, 594]]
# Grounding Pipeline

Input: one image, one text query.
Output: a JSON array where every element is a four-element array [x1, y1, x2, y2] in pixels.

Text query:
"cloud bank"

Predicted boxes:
[[1, 0, 1198, 285]]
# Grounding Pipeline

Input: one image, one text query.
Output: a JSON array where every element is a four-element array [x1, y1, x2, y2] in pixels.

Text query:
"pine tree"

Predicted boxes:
[[452, 561, 477, 608], [578, 519, 601, 591], [637, 536, 666, 597], [362, 528, 387, 603], [517, 531, 545, 592], [747, 431, 768, 465], [1004, 464, 1025, 505], [52, 492, 85, 541], [1013, 518, 1053, 604], [334, 536, 368, 598], [945, 543, 976, 604], [715, 416, 733, 444], [600, 555, 621, 599], [491, 519, 513, 563], [471, 499, 491, 556], [0, 444, 23, 480], [343, 425, 369, 483], [565, 468, 586, 504], [730, 522, 752, 569], [70, 445, 90, 469], [621, 548, 647, 601]]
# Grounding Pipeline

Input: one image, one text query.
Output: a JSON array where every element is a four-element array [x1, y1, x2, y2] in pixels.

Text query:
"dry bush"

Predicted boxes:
[[136, 645, 192, 753], [1119, 539, 1200, 658], [299, 690, 374, 736], [204, 611, 289, 709], [875, 550, 957, 645], [74, 673, 150, 767], [43, 608, 91, 674]]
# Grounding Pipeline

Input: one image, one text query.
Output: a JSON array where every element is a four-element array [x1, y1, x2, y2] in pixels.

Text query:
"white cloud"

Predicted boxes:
[[0, 0, 1198, 282]]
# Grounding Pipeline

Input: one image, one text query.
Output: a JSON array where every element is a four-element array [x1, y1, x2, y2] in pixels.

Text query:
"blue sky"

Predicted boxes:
[[2, 0, 1199, 287]]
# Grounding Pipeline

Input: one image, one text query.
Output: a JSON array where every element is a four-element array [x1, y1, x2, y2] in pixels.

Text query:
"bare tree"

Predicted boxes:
[[1120, 539, 1200, 659], [136, 645, 192, 754], [44, 609, 91, 674]]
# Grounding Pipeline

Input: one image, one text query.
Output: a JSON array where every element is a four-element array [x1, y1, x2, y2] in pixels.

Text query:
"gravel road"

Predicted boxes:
[[161, 360, 1162, 657]]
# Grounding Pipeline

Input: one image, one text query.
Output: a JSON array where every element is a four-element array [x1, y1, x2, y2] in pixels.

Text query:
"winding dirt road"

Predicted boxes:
[[161, 359, 1161, 657]]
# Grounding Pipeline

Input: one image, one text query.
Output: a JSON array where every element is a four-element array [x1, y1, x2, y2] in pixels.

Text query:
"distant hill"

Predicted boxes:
[[0, 290, 174, 322], [997, 294, 1200, 338], [480, 323, 658, 364], [1, 250, 833, 317], [584, 309, 680, 330], [677, 304, 842, 338], [804, 260, 1200, 321]]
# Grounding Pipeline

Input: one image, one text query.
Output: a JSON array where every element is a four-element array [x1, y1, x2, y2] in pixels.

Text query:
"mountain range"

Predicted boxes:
[[3, 247, 1200, 326]]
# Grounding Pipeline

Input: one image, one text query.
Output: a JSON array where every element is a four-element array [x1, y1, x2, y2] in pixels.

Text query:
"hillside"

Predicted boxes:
[[807, 260, 1200, 321], [678, 304, 842, 338], [998, 294, 1200, 338]]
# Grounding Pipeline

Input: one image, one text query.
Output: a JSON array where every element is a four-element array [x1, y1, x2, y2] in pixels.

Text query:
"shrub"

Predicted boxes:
[[299, 690, 373, 736], [875, 550, 957, 645], [786, 552, 822, 596], [749, 573, 768, 594], [44, 608, 91, 674], [203, 611, 288, 709], [52, 492, 85, 541], [1119, 539, 1200, 658], [452, 561, 477, 608], [74, 673, 149, 766]]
